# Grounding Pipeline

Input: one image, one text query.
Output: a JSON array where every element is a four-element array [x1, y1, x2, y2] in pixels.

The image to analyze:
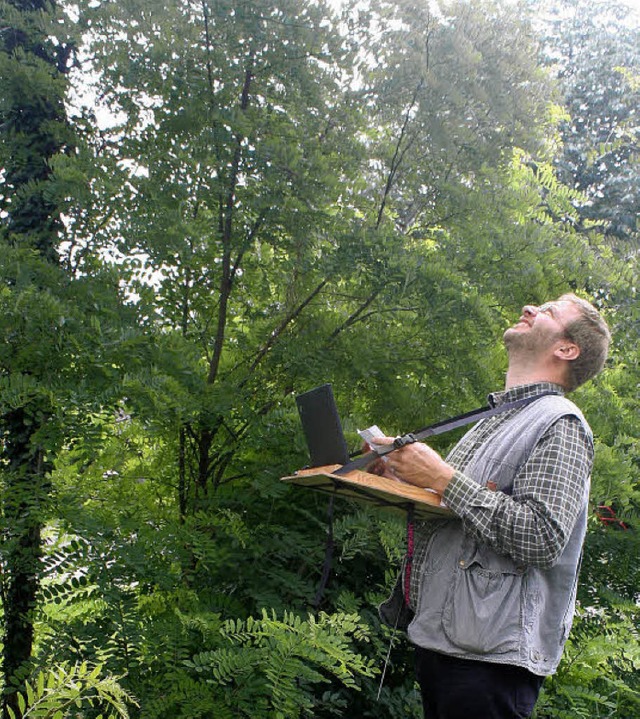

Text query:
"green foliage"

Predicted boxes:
[[1, 1, 638, 718], [184, 610, 377, 719], [0, 0, 77, 260], [536, 0, 640, 242], [534, 602, 640, 718], [6, 663, 134, 719]]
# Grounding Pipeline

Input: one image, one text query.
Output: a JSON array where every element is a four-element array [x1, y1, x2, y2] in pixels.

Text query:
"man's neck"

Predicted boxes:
[[506, 370, 551, 390], [505, 361, 567, 391]]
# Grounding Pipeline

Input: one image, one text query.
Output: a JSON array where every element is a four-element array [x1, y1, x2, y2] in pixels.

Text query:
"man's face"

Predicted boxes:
[[503, 299, 581, 355]]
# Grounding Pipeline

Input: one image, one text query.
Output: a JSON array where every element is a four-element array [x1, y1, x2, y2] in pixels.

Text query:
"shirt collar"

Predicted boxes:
[[488, 381, 565, 408]]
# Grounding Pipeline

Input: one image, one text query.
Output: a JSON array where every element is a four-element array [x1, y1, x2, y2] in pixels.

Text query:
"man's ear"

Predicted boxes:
[[553, 341, 580, 362]]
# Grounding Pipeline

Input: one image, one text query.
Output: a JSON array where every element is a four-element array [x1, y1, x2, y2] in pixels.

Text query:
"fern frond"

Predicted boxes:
[[7, 663, 136, 719], [183, 609, 377, 718]]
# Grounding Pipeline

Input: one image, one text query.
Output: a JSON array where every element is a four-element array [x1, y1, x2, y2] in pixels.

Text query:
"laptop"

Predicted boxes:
[[291, 384, 450, 519], [296, 384, 350, 467]]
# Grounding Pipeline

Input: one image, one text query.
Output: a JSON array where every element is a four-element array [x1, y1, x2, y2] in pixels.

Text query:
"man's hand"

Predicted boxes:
[[361, 442, 399, 480], [369, 437, 455, 495]]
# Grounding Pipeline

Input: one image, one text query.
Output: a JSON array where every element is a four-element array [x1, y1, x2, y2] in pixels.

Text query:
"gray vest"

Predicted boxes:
[[407, 395, 592, 675]]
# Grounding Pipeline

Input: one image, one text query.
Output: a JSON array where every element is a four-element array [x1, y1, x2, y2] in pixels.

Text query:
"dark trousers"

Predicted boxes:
[[415, 647, 544, 719]]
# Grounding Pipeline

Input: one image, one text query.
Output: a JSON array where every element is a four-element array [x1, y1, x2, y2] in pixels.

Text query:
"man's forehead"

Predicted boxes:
[[540, 299, 581, 320]]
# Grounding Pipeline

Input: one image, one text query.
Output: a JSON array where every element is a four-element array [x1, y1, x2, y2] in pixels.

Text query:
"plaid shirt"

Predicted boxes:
[[408, 382, 593, 609]]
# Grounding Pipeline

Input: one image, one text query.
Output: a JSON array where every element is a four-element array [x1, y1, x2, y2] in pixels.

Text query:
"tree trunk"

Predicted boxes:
[[0, 1, 72, 714], [1, 409, 51, 719]]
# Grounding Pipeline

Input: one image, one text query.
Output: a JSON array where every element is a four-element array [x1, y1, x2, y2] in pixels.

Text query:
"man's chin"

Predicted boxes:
[[503, 326, 530, 350], [503, 326, 521, 341]]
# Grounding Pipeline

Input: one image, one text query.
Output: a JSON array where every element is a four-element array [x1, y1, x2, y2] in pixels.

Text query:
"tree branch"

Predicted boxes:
[[327, 287, 381, 342], [208, 56, 255, 387], [238, 279, 329, 388], [376, 78, 424, 229]]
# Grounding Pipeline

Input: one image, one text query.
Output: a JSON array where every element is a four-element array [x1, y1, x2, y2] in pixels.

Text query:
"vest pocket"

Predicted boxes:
[[442, 547, 524, 654]]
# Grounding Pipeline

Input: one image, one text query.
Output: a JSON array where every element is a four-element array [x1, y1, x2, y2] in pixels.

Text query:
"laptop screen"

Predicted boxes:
[[296, 384, 350, 467]]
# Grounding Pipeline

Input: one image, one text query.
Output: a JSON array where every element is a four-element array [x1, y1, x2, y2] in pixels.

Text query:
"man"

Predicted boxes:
[[373, 294, 611, 719]]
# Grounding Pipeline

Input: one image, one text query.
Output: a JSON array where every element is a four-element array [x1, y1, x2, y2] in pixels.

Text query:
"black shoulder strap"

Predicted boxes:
[[335, 391, 559, 475]]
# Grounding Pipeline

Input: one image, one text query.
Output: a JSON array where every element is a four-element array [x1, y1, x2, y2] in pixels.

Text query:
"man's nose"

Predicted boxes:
[[522, 305, 538, 317]]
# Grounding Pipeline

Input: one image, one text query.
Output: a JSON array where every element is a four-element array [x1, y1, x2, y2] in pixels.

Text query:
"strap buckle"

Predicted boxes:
[[393, 433, 418, 449]]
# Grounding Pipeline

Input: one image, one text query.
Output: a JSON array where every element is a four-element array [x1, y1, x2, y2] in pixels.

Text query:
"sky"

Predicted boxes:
[[626, 0, 640, 18], [328, 0, 640, 25]]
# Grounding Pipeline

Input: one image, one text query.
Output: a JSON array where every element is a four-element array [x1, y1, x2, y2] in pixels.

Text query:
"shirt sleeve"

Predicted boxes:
[[442, 415, 593, 569]]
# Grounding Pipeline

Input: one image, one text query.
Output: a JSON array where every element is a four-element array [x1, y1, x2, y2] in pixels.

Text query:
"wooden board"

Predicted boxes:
[[282, 465, 453, 520]]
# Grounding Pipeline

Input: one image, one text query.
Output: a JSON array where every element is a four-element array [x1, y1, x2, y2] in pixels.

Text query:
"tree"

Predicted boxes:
[[531, 3, 640, 715], [0, 1, 78, 711], [5, 0, 636, 717], [75, 0, 371, 508], [0, 1, 136, 713], [536, 0, 640, 242]]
